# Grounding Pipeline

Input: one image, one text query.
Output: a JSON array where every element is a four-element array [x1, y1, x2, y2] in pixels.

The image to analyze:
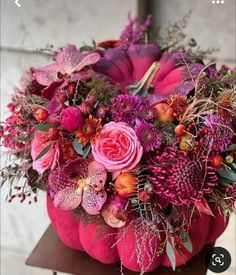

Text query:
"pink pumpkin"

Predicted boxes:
[[47, 196, 83, 251], [206, 203, 229, 244], [47, 197, 228, 272], [162, 213, 211, 267], [117, 222, 164, 272]]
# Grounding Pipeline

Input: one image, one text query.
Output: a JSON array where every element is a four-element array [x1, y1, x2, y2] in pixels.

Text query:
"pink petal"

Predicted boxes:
[[71, 68, 94, 82], [82, 186, 107, 215], [56, 45, 83, 74], [41, 81, 64, 100], [34, 63, 59, 86], [88, 161, 107, 191], [72, 52, 100, 73], [127, 44, 160, 81], [54, 187, 82, 210]]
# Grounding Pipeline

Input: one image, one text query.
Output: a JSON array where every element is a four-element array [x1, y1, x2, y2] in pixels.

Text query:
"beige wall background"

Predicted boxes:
[[1, 0, 235, 275]]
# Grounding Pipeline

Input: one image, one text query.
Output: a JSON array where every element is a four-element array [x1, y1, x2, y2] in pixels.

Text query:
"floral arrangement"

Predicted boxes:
[[1, 14, 236, 274]]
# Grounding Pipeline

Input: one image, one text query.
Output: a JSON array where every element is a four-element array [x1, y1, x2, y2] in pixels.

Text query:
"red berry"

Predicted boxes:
[[175, 124, 186, 136], [47, 128, 60, 141], [211, 154, 223, 167], [138, 190, 152, 202], [34, 108, 49, 122]]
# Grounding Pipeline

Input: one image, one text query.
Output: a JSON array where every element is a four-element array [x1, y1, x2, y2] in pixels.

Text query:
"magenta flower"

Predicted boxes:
[[135, 120, 161, 152], [49, 160, 107, 214], [60, 106, 84, 132], [35, 45, 100, 99], [148, 147, 218, 205], [94, 45, 204, 100]]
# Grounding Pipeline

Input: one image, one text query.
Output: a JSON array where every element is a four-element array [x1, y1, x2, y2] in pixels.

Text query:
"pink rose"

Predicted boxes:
[[101, 196, 128, 228], [91, 122, 143, 174], [31, 131, 60, 174]]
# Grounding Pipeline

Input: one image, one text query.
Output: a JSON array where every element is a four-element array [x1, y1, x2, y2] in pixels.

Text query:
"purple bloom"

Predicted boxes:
[[112, 94, 142, 124], [135, 120, 161, 152], [119, 13, 152, 50], [205, 114, 234, 152]]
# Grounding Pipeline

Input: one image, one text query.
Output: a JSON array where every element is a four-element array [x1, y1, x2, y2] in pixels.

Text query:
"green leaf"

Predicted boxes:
[[35, 144, 51, 161], [166, 241, 176, 271], [72, 139, 83, 155], [80, 45, 94, 52], [83, 144, 91, 158], [34, 124, 55, 132], [218, 168, 236, 182], [183, 233, 193, 253], [224, 144, 236, 152]]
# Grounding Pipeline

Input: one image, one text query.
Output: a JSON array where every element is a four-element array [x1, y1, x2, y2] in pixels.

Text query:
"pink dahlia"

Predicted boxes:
[[60, 106, 84, 132], [148, 147, 218, 205], [135, 120, 161, 152], [49, 160, 107, 214]]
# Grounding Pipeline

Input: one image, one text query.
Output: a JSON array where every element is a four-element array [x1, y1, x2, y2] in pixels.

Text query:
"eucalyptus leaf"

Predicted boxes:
[[218, 169, 236, 182], [72, 139, 83, 155], [35, 144, 51, 161], [224, 144, 236, 152], [34, 124, 55, 132], [166, 241, 176, 271], [183, 233, 193, 253], [83, 144, 91, 158]]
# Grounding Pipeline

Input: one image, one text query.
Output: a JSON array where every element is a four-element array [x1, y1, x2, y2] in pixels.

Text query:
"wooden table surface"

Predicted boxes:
[[26, 225, 212, 275]]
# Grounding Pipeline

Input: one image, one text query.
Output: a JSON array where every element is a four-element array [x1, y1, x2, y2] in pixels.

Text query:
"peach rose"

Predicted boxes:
[[101, 196, 128, 228], [31, 130, 60, 174], [91, 122, 143, 174]]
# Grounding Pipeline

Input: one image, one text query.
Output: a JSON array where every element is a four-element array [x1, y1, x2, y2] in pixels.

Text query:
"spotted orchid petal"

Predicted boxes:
[[56, 45, 83, 74], [71, 52, 100, 74], [88, 161, 107, 191], [54, 187, 82, 210], [34, 63, 59, 86], [82, 186, 107, 215]]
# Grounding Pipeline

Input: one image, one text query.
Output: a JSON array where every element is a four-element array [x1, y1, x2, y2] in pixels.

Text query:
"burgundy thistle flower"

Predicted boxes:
[[112, 94, 142, 124], [147, 147, 218, 205], [49, 159, 107, 214], [204, 114, 234, 152], [135, 120, 161, 152]]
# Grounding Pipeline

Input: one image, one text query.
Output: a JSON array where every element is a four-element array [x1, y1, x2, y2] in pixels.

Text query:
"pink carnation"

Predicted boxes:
[[91, 122, 143, 176], [31, 131, 60, 174], [60, 106, 84, 132]]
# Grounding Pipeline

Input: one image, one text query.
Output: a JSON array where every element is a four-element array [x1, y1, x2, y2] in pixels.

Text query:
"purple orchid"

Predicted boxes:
[[49, 159, 107, 215], [35, 45, 100, 99]]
